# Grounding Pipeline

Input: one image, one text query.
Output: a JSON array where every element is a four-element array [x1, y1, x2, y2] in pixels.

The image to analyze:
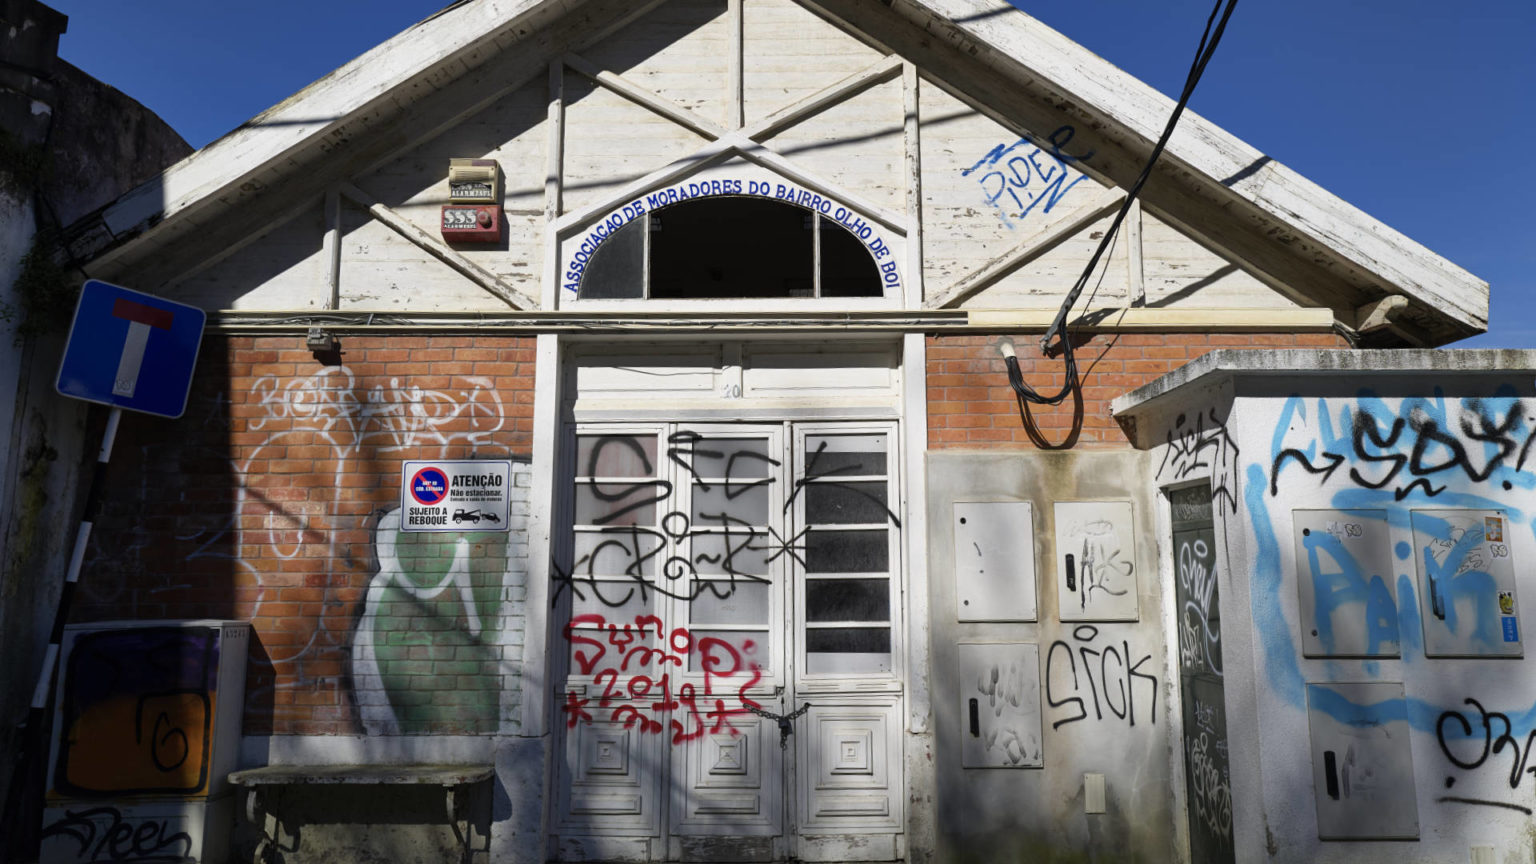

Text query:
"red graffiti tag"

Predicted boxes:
[[562, 613, 762, 743]]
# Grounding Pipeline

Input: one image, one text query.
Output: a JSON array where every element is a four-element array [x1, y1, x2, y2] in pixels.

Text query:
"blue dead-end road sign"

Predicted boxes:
[[56, 280, 206, 418]]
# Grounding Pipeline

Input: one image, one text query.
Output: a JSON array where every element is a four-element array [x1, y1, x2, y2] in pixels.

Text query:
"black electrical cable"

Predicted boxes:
[[1007, 0, 1239, 406]]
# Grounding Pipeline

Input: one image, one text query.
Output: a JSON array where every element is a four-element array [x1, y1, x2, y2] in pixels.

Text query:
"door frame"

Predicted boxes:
[[539, 338, 918, 863]]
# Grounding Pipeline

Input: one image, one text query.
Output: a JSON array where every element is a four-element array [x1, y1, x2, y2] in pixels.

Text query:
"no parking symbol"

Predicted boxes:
[[410, 467, 450, 505]]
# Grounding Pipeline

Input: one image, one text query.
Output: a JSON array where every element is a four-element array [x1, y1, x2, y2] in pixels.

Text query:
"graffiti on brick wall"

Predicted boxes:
[[135, 365, 520, 731], [246, 367, 508, 456], [561, 613, 764, 743], [350, 505, 516, 735], [961, 125, 1095, 229]]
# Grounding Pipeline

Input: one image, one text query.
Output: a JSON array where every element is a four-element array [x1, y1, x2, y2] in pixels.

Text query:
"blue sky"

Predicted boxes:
[[47, 1, 1534, 346]]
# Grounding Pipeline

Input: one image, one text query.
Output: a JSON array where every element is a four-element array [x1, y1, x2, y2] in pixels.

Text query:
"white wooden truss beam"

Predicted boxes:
[[924, 186, 1126, 309], [562, 52, 727, 140]]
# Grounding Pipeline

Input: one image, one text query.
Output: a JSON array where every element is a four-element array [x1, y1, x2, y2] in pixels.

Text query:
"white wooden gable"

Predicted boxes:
[[69, 0, 1487, 346]]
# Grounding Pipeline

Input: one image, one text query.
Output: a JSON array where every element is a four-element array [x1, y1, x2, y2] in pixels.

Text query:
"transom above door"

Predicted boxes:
[[553, 420, 906, 863]]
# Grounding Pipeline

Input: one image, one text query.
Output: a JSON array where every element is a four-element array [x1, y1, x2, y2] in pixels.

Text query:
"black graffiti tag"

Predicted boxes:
[[40, 807, 194, 863], [1155, 408, 1241, 514], [1271, 403, 1536, 499], [1436, 697, 1536, 814], [1044, 625, 1158, 730]]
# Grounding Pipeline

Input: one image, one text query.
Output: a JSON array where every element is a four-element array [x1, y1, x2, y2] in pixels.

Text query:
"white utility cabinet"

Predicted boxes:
[[41, 620, 249, 864]]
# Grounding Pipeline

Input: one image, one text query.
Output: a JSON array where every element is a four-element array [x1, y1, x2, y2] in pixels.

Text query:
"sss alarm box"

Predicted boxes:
[[440, 204, 503, 243]]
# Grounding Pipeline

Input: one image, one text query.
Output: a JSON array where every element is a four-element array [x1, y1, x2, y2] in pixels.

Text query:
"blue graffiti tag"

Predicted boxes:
[[1300, 528, 1399, 655], [961, 125, 1094, 229], [1256, 392, 1536, 736]]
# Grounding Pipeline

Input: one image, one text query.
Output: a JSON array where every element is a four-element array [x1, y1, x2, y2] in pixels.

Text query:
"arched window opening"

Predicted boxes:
[[578, 196, 884, 300]]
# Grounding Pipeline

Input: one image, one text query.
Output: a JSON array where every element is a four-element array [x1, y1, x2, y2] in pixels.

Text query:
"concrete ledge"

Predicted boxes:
[[1112, 349, 1536, 418]]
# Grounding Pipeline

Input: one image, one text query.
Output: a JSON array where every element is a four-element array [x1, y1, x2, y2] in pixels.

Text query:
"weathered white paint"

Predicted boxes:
[[1140, 211, 1301, 310], [353, 74, 547, 242], [742, 0, 886, 122], [560, 71, 714, 216], [335, 200, 512, 311], [341, 183, 536, 310], [761, 76, 906, 213], [929, 187, 1125, 309], [916, 75, 1114, 306], [74, 0, 1485, 342], [578, 0, 732, 129], [165, 201, 328, 310]]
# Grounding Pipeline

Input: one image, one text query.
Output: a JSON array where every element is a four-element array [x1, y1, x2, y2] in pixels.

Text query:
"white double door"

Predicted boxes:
[[554, 421, 905, 862]]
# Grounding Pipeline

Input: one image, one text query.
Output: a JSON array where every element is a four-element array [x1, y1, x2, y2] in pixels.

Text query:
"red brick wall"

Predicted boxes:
[[928, 332, 1348, 449], [74, 335, 535, 735]]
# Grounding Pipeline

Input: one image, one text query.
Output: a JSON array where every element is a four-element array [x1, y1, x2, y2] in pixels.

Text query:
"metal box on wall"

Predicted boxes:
[[41, 620, 249, 864], [953, 501, 1037, 622], [1305, 681, 1418, 839], [957, 642, 1042, 768], [1053, 501, 1139, 621]]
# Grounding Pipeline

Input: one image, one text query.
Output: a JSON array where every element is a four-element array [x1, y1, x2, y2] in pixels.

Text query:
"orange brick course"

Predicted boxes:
[[927, 332, 1348, 449]]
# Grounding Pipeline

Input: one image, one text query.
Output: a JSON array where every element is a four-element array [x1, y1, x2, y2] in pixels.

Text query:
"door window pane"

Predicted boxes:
[[574, 529, 661, 577], [806, 627, 890, 674], [690, 582, 771, 626], [692, 481, 770, 525], [576, 434, 657, 477], [691, 531, 770, 575], [805, 579, 888, 622], [803, 434, 887, 478], [819, 218, 883, 297], [570, 583, 653, 620], [804, 482, 890, 525], [578, 218, 645, 299], [805, 529, 888, 573], [573, 481, 666, 526], [688, 630, 772, 673], [672, 436, 774, 479]]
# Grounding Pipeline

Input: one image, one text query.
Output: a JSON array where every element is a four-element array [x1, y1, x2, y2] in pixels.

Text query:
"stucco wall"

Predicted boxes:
[[926, 449, 1177, 863]]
